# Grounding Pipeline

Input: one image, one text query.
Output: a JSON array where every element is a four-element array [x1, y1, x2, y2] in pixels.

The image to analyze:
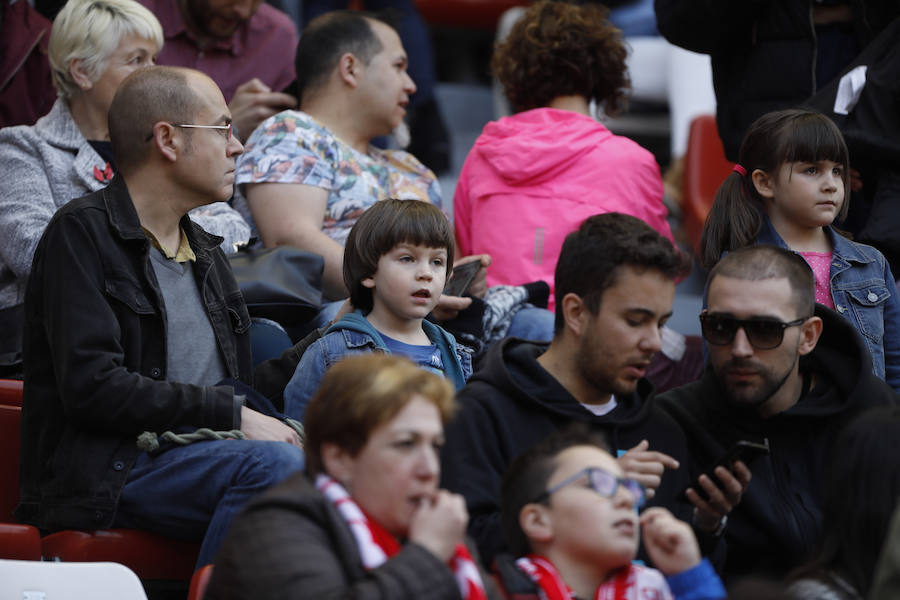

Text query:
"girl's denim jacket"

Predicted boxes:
[[756, 219, 900, 391], [283, 310, 473, 420]]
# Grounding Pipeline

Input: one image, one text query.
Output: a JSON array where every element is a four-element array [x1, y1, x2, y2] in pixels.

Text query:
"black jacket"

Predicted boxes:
[[440, 338, 697, 565], [206, 472, 500, 600], [658, 306, 898, 583], [17, 176, 253, 531], [655, 0, 899, 161]]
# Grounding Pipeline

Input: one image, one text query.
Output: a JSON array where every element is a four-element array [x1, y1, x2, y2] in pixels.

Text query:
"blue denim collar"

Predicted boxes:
[[757, 217, 875, 266]]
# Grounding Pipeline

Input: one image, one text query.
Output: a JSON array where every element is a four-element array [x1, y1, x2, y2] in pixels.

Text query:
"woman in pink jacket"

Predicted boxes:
[[454, 0, 673, 311]]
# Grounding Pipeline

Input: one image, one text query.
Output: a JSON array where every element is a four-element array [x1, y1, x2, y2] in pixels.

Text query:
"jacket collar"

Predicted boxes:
[[102, 175, 224, 252], [757, 216, 875, 265], [34, 99, 109, 193]]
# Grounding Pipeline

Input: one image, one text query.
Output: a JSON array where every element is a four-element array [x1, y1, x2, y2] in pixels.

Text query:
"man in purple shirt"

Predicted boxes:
[[140, 0, 298, 141]]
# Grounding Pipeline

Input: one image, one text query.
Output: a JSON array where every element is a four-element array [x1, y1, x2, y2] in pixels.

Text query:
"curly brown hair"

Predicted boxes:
[[492, 0, 629, 115]]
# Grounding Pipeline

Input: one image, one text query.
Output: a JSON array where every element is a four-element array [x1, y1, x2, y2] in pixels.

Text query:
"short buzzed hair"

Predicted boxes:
[[108, 67, 204, 174], [706, 245, 815, 317], [294, 10, 394, 105]]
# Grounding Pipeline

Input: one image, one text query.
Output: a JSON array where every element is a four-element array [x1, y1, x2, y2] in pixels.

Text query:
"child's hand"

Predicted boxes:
[[618, 440, 679, 499], [639, 507, 701, 576]]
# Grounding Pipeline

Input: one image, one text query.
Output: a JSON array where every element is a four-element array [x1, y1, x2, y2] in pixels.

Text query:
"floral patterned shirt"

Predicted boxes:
[[235, 110, 442, 246]]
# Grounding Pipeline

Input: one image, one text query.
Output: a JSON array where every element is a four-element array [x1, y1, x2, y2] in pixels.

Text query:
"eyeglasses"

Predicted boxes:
[[534, 467, 646, 508], [174, 123, 233, 141], [700, 312, 808, 350], [143, 122, 233, 142]]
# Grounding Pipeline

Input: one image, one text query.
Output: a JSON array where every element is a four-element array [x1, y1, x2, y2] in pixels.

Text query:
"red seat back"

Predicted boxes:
[[414, 0, 528, 29], [0, 405, 22, 522], [0, 522, 41, 559], [0, 379, 23, 407], [682, 115, 734, 255], [41, 529, 201, 581]]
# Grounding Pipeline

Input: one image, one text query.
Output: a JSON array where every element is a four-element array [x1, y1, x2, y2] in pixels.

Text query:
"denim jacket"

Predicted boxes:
[[284, 311, 472, 421], [757, 219, 900, 391]]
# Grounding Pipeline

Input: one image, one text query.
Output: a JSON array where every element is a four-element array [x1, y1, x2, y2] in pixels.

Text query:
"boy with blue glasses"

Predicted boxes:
[[496, 427, 725, 600]]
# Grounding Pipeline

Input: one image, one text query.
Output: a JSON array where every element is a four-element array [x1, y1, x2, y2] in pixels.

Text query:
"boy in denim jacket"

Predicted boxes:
[[284, 199, 472, 420]]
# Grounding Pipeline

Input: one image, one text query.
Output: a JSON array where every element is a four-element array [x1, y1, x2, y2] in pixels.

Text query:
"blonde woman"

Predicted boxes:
[[0, 0, 250, 371]]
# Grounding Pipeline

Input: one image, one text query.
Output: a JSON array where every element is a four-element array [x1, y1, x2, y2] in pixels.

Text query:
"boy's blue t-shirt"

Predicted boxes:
[[380, 333, 445, 377], [282, 310, 472, 422]]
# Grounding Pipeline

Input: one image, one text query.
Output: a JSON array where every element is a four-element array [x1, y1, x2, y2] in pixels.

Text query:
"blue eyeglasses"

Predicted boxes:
[[535, 467, 646, 508]]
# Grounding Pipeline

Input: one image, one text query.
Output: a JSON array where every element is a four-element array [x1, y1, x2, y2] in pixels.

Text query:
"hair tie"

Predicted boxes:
[[733, 164, 747, 177]]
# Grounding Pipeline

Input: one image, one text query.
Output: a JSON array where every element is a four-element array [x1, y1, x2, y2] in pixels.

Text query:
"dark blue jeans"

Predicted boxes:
[[115, 439, 305, 568]]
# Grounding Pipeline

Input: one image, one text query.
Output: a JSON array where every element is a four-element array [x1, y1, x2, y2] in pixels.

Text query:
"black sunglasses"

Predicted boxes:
[[700, 312, 808, 350]]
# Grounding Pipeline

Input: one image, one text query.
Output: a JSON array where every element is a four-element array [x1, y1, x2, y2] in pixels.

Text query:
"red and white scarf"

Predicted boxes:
[[515, 554, 673, 600], [316, 474, 488, 599]]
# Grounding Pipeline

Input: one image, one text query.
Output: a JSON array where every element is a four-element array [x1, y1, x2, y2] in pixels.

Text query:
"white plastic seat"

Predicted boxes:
[[0, 559, 148, 600]]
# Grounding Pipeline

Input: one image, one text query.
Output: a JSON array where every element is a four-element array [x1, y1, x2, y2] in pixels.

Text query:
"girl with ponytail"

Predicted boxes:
[[700, 108, 900, 391]]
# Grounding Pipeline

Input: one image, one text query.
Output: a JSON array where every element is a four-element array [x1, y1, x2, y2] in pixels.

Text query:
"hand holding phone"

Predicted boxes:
[[443, 260, 481, 297], [683, 440, 767, 502], [681, 440, 764, 532]]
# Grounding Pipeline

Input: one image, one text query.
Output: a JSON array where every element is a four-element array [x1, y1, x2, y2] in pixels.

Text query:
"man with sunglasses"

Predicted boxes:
[[442, 213, 745, 567], [659, 245, 899, 583], [18, 67, 305, 569], [493, 426, 726, 599]]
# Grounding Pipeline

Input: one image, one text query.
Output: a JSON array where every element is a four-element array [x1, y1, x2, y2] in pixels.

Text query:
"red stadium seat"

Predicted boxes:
[[41, 529, 200, 582], [682, 115, 734, 255], [3, 381, 198, 579], [188, 564, 214, 600], [0, 523, 41, 560], [0, 405, 40, 561], [414, 0, 528, 29], [0, 379, 23, 407], [0, 405, 22, 522]]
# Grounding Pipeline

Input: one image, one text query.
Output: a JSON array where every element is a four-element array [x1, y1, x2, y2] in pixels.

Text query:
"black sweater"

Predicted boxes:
[[658, 306, 898, 583], [441, 338, 698, 565]]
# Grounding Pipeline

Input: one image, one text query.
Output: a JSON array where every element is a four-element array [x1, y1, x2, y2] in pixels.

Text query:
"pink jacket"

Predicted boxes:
[[453, 108, 672, 310]]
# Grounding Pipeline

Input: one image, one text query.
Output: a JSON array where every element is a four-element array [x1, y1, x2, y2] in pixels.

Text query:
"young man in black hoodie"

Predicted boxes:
[[658, 245, 899, 584], [441, 213, 748, 566]]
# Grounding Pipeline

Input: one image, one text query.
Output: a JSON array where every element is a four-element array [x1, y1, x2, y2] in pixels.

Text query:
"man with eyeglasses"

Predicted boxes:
[[17, 67, 305, 570], [441, 213, 746, 568], [493, 426, 726, 599], [659, 245, 899, 583]]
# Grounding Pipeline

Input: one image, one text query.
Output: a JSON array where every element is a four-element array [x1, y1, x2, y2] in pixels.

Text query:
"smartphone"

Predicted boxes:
[[443, 260, 481, 297], [682, 439, 770, 501]]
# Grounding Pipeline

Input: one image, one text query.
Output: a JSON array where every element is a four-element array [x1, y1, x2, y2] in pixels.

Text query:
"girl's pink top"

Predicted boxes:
[[799, 250, 835, 309]]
